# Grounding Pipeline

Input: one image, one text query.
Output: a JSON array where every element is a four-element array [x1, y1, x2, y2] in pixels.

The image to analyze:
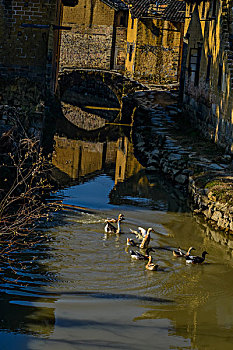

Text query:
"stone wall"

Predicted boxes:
[[129, 89, 233, 233], [0, 77, 46, 137], [60, 0, 115, 70], [60, 25, 114, 69], [114, 26, 128, 71]]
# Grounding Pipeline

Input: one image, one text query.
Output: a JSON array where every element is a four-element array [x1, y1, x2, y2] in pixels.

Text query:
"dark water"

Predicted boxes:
[[1, 131, 233, 350]]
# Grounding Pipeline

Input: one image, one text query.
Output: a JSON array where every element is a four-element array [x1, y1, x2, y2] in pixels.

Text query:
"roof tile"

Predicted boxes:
[[127, 0, 185, 22], [100, 0, 128, 10]]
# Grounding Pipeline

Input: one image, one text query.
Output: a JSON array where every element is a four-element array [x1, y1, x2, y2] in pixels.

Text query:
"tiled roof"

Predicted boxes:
[[100, 0, 128, 10], [162, 0, 186, 22], [128, 0, 151, 18], [127, 0, 185, 22]]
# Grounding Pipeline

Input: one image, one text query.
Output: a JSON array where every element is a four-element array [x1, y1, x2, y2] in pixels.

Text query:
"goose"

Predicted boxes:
[[173, 246, 195, 258], [104, 214, 125, 234], [129, 248, 155, 260], [129, 226, 147, 241], [172, 247, 183, 257], [126, 238, 140, 247], [139, 228, 154, 249], [145, 255, 159, 271], [185, 251, 208, 264]]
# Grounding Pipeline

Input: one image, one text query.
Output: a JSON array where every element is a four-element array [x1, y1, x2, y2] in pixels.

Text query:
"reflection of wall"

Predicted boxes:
[[52, 136, 117, 179], [115, 137, 143, 184], [80, 142, 104, 176], [105, 141, 118, 164]]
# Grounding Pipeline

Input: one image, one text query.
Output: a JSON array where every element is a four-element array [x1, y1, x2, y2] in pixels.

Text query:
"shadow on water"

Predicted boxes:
[[0, 239, 58, 336], [59, 291, 173, 303]]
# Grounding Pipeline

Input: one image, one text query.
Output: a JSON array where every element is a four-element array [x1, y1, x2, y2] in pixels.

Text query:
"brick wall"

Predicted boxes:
[[0, 0, 63, 96]]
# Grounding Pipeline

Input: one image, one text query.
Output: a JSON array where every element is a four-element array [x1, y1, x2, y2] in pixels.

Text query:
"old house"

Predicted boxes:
[[125, 0, 186, 84], [59, 0, 129, 71], [181, 0, 233, 152]]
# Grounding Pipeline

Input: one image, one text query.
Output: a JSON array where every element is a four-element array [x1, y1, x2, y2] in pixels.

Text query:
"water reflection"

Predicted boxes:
[[49, 122, 233, 349], [2, 116, 233, 349], [60, 76, 121, 129], [52, 134, 188, 212]]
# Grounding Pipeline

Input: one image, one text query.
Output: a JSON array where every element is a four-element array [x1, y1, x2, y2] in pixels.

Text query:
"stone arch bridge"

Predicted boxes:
[[58, 68, 148, 103]]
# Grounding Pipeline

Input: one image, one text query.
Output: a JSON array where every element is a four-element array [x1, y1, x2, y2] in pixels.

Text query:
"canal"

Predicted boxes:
[[1, 116, 233, 350]]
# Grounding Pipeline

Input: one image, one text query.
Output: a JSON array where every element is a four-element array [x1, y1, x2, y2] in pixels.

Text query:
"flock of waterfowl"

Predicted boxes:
[[104, 213, 208, 271]]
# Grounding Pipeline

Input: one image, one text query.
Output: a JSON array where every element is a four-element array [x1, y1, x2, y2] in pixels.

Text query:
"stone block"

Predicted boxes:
[[211, 210, 222, 222], [174, 173, 188, 185]]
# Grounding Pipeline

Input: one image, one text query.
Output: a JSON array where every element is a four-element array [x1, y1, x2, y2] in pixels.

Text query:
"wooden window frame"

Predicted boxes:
[[188, 46, 202, 86]]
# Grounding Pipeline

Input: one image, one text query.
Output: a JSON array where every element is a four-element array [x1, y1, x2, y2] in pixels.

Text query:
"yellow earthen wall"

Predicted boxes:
[[125, 13, 138, 75], [126, 14, 183, 83], [183, 1, 233, 151]]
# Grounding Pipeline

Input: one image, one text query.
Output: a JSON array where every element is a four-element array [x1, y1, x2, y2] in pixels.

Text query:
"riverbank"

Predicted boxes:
[[130, 89, 233, 234]]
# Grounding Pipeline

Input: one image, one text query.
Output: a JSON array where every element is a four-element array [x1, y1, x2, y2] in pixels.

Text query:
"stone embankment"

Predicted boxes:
[[130, 90, 233, 234]]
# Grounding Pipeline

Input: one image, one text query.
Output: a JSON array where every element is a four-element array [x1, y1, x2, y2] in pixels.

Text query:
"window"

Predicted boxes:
[[119, 166, 122, 177], [129, 44, 133, 62], [131, 18, 134, 29], [188, 46, 202, 86], [206, 55, 211, 82]]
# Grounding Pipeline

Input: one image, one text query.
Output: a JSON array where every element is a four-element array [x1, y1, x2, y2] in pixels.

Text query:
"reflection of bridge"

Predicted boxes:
[[58, 68, 148, 102]]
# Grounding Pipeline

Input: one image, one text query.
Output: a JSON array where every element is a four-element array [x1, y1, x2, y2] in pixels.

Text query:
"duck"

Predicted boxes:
[[129, 248, 155, 260], [130, 249, 148, 260], [185, 251, 208, 264], [172, 247, 183, 257], [126, 238, 140, 247], [139, 228, 154, 249], [172, 246, 195, 258], [104, 214, 125, 234], [129, 226, 147, 241], [145, 255, 159, 271]]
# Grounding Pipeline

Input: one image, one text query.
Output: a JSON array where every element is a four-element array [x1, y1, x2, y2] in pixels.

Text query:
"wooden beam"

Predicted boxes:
[[21, 23, 72, 30]]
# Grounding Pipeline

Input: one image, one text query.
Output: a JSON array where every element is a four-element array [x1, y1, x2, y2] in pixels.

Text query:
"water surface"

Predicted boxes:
[[1, 133, 233, 350]]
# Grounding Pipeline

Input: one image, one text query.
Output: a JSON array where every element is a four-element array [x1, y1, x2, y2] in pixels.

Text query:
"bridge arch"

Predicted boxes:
[[58, 69, 147, 103], [58, 68, 148, 127]]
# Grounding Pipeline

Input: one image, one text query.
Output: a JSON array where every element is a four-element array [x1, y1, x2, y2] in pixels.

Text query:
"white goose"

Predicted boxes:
[[130, 226, 150, 241], [139, 228, 155, 249], [104, 214, 125, 234]]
